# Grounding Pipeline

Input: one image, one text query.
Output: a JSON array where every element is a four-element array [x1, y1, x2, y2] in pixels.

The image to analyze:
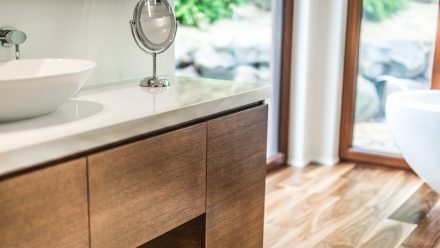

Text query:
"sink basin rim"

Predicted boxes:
[[0, 58, 97, 82]]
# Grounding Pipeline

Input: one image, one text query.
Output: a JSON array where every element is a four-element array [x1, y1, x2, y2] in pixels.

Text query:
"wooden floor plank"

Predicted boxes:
[[400, 201, 440, 248], [263, 223, 293, 248], [390, 183, 440, 224], [315, 167, 422, 248], [264, 163, 427, 248], [265, 166, 316, 195], [264, 164, 355, 225], [358, 219, 417, 248]]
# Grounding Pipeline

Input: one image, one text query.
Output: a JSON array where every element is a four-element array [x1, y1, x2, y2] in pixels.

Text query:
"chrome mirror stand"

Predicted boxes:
[[139, 52, 171, 88], [0, 26, 27, 60], [129, 0, 178, 88]]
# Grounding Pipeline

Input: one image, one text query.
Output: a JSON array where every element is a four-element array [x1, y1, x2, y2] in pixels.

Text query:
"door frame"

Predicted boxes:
[[339, 0, 440, 170]]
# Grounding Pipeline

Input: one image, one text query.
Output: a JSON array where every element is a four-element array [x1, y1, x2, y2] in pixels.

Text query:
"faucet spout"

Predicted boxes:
[[15, 44, 20, 60]]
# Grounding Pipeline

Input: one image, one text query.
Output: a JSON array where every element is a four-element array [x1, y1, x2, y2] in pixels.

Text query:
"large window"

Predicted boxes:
[[175, 0, 288, 166], [341, 0, 440, 168]]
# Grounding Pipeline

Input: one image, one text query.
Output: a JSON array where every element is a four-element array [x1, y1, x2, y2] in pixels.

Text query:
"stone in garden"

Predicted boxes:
[[257, 66, 271, 82], [355, 76, 381, 122], [175, 3, 272, 81], [232, 47, 270, 66], [359, 44, 389, 80], [207, 16, 271, 67], [388, 41, 427, 79], [193, 46, 236, 80], [176, 66, 200, 78], [175, 26, 210, 67], [251, 0, 271, 11], [234, 65, 261, 82]]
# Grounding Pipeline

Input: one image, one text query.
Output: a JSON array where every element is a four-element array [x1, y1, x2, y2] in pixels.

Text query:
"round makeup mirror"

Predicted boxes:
[[130, 0, 177, 87]]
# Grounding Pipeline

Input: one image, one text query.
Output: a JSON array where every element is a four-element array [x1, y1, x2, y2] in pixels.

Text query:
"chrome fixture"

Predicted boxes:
[[0, 26, 27, 60], [130, 0, 178, 88]]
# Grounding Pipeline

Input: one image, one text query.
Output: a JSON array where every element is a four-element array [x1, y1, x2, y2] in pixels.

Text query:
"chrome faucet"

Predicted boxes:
[[0, 26, 27, 60]]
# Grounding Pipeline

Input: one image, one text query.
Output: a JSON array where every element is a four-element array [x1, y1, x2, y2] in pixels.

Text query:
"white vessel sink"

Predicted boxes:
[[0, 59, 96, 122]]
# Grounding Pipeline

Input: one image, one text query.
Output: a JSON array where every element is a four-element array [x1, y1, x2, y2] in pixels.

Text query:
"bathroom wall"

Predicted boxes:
[[288, 0, 348, 166], [0, 0, 175, 86]]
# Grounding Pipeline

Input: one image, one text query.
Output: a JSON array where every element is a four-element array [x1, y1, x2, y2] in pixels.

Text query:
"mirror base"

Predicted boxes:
[[140, 77, 171, 88]]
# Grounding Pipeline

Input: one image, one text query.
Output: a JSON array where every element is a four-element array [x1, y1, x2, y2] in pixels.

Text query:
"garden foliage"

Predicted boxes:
[[363, 0, 409, 21], [175, 0, 249, 27]]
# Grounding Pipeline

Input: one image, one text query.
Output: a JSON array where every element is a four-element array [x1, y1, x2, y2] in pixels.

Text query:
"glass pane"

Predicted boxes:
[[353, 0, 439, 154], [175, 0, 282, 158]]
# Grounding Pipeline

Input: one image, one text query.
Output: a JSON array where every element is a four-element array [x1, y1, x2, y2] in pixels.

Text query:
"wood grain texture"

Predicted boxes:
[[206, 105, 268, 248], [267, 153, 286, 173], [279, 0, 294, 157], [339, 0, 409, 169], [140, 216, 203, 248], [263, 163, 434, 248], [88, 124, 207, 248], [339, 0, 362, 161], [432, 4, 440, 89], [358, 220, 416, 248], [401, 201, 440, 248], [0, 159, 88, 248], [390, 183, 440, 224]]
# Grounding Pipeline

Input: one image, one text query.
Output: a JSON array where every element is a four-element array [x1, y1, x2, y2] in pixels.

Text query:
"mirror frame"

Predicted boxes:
[[132, 0, 177, 54]]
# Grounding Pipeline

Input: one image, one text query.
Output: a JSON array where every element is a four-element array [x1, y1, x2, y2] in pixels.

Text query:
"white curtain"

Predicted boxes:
[[287, 0, 348, 167]]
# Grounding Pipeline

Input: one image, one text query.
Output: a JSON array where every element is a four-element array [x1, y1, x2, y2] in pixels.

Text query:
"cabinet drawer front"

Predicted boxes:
[[88, 123, 207, 248], [0, 159, 89, 248], [206, 105, 268, 248]]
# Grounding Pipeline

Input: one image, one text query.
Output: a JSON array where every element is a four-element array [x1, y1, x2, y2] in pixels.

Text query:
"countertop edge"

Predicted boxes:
[[0, 85, 271, 178]]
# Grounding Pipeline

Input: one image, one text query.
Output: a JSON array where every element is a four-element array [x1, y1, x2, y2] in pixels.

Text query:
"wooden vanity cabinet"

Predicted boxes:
[[88, 123, 207, 248], [0, 159, 89, 248], [0, 104, 268, 248]]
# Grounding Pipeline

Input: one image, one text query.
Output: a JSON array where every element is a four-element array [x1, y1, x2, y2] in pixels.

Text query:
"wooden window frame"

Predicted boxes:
[[340, 0, 440, 170], [267, 0, 294, 172]]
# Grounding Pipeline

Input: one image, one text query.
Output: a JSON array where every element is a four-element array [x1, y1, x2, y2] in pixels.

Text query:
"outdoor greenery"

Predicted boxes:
[[363, 0, 409, 21], [175, 0, 249, 27]]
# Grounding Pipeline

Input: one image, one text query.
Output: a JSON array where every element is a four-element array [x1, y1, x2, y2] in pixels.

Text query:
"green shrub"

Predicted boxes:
[[363, 0, 409, 21], [175, 0, 249, 27]]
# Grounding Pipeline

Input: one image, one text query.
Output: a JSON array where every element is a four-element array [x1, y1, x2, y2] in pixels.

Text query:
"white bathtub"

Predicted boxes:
[[386, 90, 440, 193]]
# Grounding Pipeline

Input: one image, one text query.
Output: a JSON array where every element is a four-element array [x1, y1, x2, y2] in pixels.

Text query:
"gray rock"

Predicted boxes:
[[234, 65, 260, 82], [252, 0, 271, 11], [193, 46, 236, 80], [176, 66, 200, 78], [388, 41, 427, 79], [258, 66, 271, 82], [359, 41, 430, 82], [206, 17, 271, 67], [174, 7, 272, 80], [359, 45, 389, 80], [232, 47, 270, 66], [355, 76, 381, 122]]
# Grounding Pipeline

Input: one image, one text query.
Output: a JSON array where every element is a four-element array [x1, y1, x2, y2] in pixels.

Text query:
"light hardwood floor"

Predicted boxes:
[[264, 163, 440, 248]]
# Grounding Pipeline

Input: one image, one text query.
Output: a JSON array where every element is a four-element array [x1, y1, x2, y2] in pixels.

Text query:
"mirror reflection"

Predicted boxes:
[[139, 0, 173, 45]]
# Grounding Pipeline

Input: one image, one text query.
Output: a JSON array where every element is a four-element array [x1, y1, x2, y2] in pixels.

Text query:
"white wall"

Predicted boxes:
[[288, 0, 348, 167], [0, 0, 175, 85]]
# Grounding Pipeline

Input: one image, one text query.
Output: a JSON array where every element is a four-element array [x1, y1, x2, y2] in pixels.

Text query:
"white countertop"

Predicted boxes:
[[0, 76, 271, 176]]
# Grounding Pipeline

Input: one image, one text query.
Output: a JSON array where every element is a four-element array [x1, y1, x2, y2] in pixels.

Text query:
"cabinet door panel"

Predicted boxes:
[[206, 105, 268, 248], [88, 123, 207, 248], [0, 159, 89, 248]]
